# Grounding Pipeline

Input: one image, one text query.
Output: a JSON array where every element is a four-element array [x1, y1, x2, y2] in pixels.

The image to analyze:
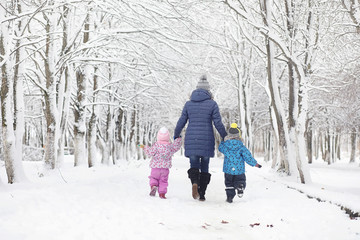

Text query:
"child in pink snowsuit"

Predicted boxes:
[[142, 127, 182, 199]]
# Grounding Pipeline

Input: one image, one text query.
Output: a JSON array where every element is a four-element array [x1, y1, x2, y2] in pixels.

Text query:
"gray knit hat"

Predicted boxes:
[[196, 74, 210, 91], [226, 123, 241, 140]]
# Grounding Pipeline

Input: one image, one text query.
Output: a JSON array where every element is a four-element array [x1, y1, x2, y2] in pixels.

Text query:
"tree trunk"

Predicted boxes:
[[13, 1, 26, 180], [262, 0, 295, 175], [57, 5, 71, 166], [88, 68, 98, 168], [336, 132, 341, 160], [1, 4, 26, 183], [73, 69, 87, 167], [237, 72, 244, 140], [1, 36, 17, 183], [350, 129, 356, 163], [271, 134, 279, 169], [114, 108, 124, 160], [101, 106, 112, 165], [264, 131, 271, 162], [102, 66, 116, 165], [307, 127, 313, 164], [243, 70, 253, 149], [326, 130, 331, 165], [286, 0, 311, 184], [57, 66, 70, 166], [320, 132, 326, 161], [74, 15, 90, 167], [331, 134, 336, 163], [43, 10, 58, 169], [87, 110, 97, 167], [314, 131, 319, 160]]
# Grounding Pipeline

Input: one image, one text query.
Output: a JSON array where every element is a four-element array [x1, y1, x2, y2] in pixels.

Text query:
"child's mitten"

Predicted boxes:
[[173, 135, 182, 140], [255, 163, 262, 168]]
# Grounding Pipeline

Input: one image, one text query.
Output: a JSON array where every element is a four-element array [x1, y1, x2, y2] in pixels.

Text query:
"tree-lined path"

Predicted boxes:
[[1, 156, 359, 240]]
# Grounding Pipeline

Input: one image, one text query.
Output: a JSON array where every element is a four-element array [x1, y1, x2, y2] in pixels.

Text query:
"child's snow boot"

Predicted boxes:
[[159, 193, 166, 199], [149, 186, 158, 197], [187, 168, 200, 199], [226, 195, 233, 203], [225, 187, 236, 202], [236, 184, 244, 198], [198, 172, 211, 201]]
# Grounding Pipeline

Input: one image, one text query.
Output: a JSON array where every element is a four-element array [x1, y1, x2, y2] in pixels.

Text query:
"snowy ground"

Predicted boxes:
[[0, 155, 359, 240]]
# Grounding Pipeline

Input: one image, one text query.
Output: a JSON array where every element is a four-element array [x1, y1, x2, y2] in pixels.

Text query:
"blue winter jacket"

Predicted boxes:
[[219, 139, 257, 175], [174, 89, 227, 157]]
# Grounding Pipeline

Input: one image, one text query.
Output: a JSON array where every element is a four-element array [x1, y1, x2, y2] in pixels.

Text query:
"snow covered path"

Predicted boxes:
[[0, 156, 359, 240]]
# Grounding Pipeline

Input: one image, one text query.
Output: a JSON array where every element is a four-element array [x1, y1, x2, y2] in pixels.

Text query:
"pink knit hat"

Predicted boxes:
[[157, 127, 170, 144]]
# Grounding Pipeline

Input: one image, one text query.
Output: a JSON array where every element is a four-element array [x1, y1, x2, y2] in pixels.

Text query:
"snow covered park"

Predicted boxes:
[[1, 1, 360, 239], [1, 155, 359, 240]]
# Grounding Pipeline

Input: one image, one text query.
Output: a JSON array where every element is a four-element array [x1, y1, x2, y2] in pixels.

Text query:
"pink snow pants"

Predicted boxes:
[[149, 168, 169, 194]]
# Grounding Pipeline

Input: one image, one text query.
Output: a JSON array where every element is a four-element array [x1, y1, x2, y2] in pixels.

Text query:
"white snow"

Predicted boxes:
[[0, 156, 359, 240]]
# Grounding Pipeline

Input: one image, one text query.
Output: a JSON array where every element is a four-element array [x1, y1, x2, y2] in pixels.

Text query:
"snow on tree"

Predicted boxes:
[[1, 0, 359, 184], [0, 0, 27, 183]]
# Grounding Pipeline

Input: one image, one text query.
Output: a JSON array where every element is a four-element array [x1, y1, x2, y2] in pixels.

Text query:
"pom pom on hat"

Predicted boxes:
[[157, 127, 170, 143], [159, 127, 168, 134], [228, 123, 241, 139], [196, 74, 210, 91]]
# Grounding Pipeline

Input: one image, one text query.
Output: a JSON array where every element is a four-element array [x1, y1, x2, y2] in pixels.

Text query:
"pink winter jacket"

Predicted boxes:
[[144, 138, 182, 168]]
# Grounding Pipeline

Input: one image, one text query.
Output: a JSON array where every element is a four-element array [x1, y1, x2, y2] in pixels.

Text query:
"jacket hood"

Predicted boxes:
[[225, 139, 244, 152], [190, 89, 211, 102]]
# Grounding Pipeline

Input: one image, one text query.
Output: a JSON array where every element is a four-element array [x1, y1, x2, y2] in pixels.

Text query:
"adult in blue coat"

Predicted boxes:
[[174, 75, 227, 201]]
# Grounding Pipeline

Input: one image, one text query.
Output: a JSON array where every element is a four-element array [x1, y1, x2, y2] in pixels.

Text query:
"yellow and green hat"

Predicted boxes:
[[228, 123, 241, 138]]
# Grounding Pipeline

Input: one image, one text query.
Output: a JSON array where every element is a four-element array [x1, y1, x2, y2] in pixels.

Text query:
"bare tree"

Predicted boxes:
[[87, 67, 98, 167], [0, 0, 26, 183], [341, 0, 360, 33], [42, 2, 59, 169], [223, 0, 323, 182]]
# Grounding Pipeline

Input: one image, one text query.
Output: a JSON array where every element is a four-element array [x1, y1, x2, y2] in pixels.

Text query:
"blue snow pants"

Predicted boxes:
[[224, 173, 246, 199]]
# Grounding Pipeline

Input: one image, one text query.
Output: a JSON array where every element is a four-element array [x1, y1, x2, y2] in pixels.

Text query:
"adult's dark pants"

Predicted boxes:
[[189, 155, 210, 173]]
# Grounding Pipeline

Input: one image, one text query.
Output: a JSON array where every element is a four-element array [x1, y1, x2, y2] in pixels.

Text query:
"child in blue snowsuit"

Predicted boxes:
[[219, 123, 262, 203]]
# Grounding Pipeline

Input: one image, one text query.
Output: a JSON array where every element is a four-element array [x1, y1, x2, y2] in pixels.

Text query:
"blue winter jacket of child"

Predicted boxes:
[[219, 139, 257, 175]]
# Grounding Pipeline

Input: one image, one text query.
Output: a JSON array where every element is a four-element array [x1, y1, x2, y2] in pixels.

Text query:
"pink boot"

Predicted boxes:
[[149, 186, 158, 196], [159, 193, 166, 199]]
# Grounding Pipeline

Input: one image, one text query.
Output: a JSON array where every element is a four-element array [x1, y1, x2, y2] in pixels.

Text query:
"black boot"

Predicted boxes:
[[236, 184, 245, 198], [226, 195, 233, 203], [198, 172, 211, 201], [225, 188, 235, 203], [187, 168, 200, 199]]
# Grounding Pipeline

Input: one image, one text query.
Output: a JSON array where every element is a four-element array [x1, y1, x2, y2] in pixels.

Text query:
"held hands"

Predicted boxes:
[[138, 144, 145, 149], [255, 163, 262, 168], [173, 135, 182, 140]]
